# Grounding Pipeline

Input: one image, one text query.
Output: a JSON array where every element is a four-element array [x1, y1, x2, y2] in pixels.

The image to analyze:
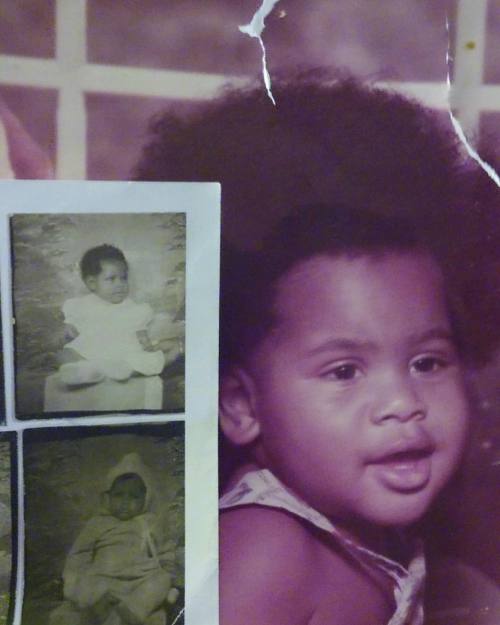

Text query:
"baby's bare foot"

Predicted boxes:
[[98, 359, 134, 381]]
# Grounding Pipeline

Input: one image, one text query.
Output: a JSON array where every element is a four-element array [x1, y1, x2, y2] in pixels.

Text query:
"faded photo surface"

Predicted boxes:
[[0, 3, 499, 625], [23, 424, 184, 625], [11, 213, 185, 418]]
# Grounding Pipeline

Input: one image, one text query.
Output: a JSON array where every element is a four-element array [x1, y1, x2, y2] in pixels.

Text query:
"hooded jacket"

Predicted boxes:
[[63, 453, 175, 610]]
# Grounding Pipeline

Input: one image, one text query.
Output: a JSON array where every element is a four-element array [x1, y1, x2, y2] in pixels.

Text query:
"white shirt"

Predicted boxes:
[[63, 293, 164, 375]]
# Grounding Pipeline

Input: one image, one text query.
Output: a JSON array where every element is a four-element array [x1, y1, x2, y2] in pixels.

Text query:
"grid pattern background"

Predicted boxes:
[[0, 0, 498, 179]]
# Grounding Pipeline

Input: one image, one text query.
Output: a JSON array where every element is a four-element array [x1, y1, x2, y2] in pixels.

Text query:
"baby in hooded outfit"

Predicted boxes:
[[51, 453, 178, 625]]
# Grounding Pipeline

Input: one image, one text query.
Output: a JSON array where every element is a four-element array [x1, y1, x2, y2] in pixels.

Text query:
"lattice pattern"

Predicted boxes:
[[0, 0, 496, 179]]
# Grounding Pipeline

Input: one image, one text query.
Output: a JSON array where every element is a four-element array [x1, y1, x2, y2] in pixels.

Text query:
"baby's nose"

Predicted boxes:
[[371, 373, 426, 425]]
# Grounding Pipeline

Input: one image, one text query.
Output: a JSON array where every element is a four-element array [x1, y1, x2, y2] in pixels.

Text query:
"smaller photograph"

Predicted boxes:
[[11, 213, 185, 418], [22, 423, 184, 625], [0, 433, 16, 625]]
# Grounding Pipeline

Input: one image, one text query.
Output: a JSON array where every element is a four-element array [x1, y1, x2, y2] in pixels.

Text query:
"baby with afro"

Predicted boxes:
[[136, 71, 500, 625]]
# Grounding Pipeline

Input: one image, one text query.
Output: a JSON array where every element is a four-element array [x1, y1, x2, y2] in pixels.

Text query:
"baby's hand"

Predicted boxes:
[[158, 338, 184, 364], [136, 329, 158, 352], [167, 587, 180, 604], [63, 323, 79, 343]]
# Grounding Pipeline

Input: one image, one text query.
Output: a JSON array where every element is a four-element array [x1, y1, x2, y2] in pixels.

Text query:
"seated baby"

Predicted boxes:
[[50, 453, 178, 625], [58, 244, 170, 386]]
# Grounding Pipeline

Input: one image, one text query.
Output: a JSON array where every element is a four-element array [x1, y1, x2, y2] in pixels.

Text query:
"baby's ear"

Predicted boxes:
[[220, 368, 260, 446]]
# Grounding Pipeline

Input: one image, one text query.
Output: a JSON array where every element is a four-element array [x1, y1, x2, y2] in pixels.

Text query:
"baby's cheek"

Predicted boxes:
[[437, 409, 469, 472], [449, 386, 469, 435], [453, 411, 469, 457], [430, 376, 468, 424]]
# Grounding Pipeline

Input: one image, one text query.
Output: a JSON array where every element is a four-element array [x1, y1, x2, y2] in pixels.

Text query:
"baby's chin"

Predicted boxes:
[[318, 484, 439, 531], [104, 294, 128, 304], [354, 488, 439, 529]]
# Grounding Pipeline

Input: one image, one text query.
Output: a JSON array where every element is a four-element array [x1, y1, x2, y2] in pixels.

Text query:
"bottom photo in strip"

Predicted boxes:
[[22, 423, 184, 625]]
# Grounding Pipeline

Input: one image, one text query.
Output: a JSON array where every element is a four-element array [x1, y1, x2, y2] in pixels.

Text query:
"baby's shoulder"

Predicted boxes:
[[70, 514, 114, 546], [220, 506, 363, 625], [62, 294, 83, 309], [222, 505, 314, 562], [80, 513, 115, 531], [220, 506, 392, 625], [62, 293, 94, 314], [220, 506, 314, 624], [121, 298, 153, 321]]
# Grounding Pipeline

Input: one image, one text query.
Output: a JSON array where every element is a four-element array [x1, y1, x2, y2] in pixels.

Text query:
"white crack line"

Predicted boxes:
[[445, 16, 499, 186], [239, 0, 281, 105], [170, 607, 185, 625]]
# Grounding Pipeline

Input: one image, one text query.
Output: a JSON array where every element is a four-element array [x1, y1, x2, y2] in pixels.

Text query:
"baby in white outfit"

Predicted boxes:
[[59, 244, 166, 386]]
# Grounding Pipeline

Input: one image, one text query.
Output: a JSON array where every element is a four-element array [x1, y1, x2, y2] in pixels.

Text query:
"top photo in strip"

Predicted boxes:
[[1, 181, 220, 421], [12, 212, 185, 418]]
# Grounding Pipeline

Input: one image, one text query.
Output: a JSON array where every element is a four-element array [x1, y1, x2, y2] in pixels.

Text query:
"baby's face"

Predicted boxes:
[[88, 260, 129, 304], [247, 252, 468, 528], [108, 475, 146, 521]]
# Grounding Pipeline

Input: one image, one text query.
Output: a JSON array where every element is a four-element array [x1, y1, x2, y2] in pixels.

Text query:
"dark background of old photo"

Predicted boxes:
[[22, 423, 184, 625], [11, 213, 185, 417]]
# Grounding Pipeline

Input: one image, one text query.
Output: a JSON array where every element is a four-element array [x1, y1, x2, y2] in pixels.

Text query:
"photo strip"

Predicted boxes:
[[0, 181, 220, 625], [22, 423, 184, 625]]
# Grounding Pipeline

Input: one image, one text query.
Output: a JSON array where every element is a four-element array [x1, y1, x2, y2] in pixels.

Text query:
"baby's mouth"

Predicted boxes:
[[368, 446, 435, 493]]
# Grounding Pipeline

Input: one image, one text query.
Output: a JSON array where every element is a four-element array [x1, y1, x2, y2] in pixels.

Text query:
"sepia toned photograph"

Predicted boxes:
[[22, 423, 184, 625], [11, 212, 185, 418]]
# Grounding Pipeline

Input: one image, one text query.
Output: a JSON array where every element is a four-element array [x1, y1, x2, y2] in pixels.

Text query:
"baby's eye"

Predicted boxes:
[[321, 363, 361, 381], [410, 355, 449, 374]]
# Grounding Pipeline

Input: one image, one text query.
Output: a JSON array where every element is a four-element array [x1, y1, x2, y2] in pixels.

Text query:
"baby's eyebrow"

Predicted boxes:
[[408, 327, 455, 345], [304, 328, 455, 357], [305, 338, 377, 357]]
